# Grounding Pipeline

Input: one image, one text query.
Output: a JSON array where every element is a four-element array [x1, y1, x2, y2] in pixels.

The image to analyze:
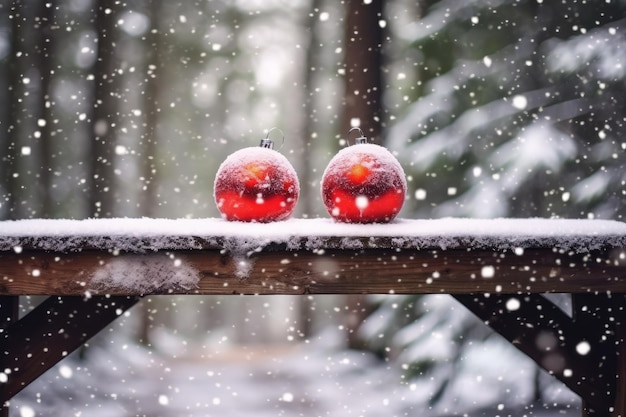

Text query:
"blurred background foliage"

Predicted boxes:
[[2, 0, 625, 409]]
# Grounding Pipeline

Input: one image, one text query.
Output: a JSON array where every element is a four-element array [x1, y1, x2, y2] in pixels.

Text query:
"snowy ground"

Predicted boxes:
[[11, 326, 580, 417]]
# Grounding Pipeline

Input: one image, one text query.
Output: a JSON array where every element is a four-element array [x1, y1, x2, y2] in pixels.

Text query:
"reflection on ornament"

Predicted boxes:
[[214, 129, 299, 222], [321, 127, 406, 223]]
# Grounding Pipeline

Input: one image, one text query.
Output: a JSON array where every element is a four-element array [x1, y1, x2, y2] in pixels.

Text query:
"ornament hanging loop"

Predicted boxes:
[[347, 127, 368, 145], [259, 127, 285, 150]]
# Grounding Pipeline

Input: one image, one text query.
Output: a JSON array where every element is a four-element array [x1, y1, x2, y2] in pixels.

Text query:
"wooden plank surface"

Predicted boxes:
[[1, 246, 625, 295], [1, 218, 625, 296], [1, 219, 626, 414], [2, 218, 626, 254]]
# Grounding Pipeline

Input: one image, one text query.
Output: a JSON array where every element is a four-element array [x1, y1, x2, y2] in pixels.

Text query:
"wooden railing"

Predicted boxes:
[[1, 218, 626, 416]]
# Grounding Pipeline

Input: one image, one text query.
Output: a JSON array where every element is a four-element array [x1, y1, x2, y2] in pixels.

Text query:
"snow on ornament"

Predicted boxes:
[[214, 128, 299, 222], [321, 127, 407, 223]]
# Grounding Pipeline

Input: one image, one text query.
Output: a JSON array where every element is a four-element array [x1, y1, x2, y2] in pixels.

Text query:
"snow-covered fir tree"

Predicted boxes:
[[360, 0, 626, 407]]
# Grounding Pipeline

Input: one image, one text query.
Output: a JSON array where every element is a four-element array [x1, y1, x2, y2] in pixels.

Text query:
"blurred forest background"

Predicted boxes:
[[2, 0, 626, 410]]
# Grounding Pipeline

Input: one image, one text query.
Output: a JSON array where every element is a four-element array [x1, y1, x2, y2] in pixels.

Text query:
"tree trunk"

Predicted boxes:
[[35, 1, 55, 218], [292, 0, 328, 340], [0, 8, 11, 220], [341, 0, 385, 143], [139, 0, 164, 218], [134, 0, 165, 347], [88, 0, 120, 218], [340, 0, 386, 348], [4, 0, 26, 220], [3, 2, 56, 220]]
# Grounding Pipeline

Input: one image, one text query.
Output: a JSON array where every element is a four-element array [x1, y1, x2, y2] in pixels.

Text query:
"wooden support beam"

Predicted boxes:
[[572, 294, 626, 417], [0, 218, 625, 414], [0, 297, 18, 330], [1, 247, 625, 296], [453, 294, 614, 410], [0, 297, 18, 417], [614, 311, 626, 417], [0, 295, 140, 406]]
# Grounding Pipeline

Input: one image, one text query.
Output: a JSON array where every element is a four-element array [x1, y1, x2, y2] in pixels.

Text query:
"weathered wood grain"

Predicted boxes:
[[0, 247, 624, 295]]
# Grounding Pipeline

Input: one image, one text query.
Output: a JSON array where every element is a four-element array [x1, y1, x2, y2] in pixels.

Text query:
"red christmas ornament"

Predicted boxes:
[[214, 129, 299, 222], [321, 127, 406, 223]]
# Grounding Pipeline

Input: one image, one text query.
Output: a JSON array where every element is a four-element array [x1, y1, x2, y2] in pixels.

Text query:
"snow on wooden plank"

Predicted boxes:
[[0, 218, 625, 296], [0, 218, 625, 253]]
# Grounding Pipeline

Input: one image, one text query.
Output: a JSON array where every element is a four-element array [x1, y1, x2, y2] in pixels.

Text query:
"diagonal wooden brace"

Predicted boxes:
[[453, 293, 626, 416], [0, 295, 140, 407], [571, 293, 626, 417]]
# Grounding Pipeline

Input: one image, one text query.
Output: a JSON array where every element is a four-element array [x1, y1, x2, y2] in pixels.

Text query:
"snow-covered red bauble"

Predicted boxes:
[[321, 128, 406, 223], [214, 131, 299, 222]]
